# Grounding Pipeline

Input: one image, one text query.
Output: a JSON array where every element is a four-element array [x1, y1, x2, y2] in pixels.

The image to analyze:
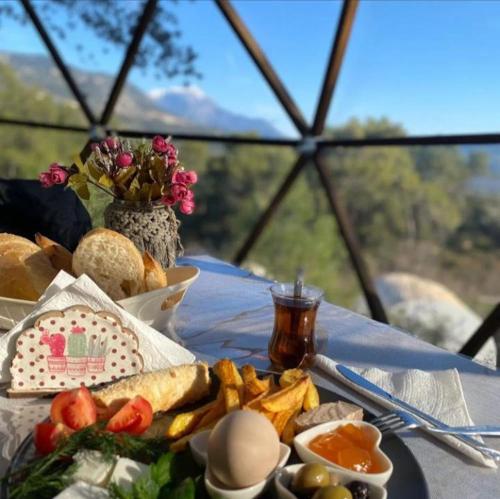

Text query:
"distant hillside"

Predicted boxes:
[[0, 52, 283, 137]]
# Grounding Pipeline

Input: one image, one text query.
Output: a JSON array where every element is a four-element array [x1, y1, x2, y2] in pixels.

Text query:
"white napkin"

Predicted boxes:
[[314, 354, 497, 469], [0, 271, 195, 383]]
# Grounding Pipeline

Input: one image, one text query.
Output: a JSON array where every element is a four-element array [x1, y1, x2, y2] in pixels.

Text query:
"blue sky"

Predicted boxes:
[[2, 0, 500, 137]]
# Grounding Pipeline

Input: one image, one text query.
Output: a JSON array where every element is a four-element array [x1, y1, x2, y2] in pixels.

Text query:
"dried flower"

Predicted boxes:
[[49, 163, 69, 185], [152, 135, 169, 153], [116, 152, 133, 168], [180, 199, 195, 215], [39, 172, 54, 188]]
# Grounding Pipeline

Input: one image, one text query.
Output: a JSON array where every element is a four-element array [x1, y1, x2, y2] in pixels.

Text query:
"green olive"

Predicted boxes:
[[312, 485, 353, 499], [291, 463, 330, 495]]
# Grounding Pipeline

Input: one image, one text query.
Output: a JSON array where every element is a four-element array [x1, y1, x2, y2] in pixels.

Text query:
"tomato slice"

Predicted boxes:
[[34, 422, 71, 455], [105, 396, 153, 435], [50, 386, 97, 430]]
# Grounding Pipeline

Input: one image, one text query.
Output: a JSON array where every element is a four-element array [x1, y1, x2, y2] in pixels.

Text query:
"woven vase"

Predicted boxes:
[[104, 200, 183, 269]]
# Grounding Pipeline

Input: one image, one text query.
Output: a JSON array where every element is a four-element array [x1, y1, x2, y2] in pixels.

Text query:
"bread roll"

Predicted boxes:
[[93, 363, 211, 414], [143, 251, 167, 292], [35, 233, 73, 275], [72, 228, 144, 300], [0, 233, 58, 300]]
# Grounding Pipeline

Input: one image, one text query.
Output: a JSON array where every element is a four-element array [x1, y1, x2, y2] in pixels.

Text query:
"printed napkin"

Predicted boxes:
[[0, 271, 196, 469], [314, 354, 497, 469]]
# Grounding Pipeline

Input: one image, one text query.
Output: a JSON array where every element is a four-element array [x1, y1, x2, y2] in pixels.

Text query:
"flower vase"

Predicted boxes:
[[104, 200, 183, 269]]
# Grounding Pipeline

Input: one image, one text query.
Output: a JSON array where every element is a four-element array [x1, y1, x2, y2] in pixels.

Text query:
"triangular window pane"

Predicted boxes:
[[114, 0, 299, 138]]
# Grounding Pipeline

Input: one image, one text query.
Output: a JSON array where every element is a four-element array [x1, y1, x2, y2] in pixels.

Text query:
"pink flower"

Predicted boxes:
[[160, 193, 176, 206], [152, 135, 169, 153], [116, 152, 133, 168], [180, 199, 195, 215], [172, 170, 185, 184], [184, 170, 198, 185], [49, 163, 69, 185], [39, 172, 54, 188], [171, 182, 189, 201], [105, 137, 119, 149]]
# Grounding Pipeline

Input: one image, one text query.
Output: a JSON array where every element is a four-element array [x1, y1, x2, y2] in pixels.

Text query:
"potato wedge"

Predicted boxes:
[[243, 389, 270, 410], [242, 365, 271, 399], [282, 409, 300, 445], [279, 368, 304, 388], [223, 384, 241, 413], [272, 409, 295, 437], [170, 420, 219, 453], [166, 400, 216, 439], [196, 389, 226, 429], [261, 375, 309, 412], [214, 359, 244, 404], [303, 380, 320, 411]]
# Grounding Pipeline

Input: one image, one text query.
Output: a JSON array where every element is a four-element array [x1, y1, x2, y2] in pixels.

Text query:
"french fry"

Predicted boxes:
[[279, 368, 304, 388], [165, 400, 216, 439], [214, 359, 244, 409], [282, 409, 300, 445], [242, 365, 271, 399], [303, 381, 320, 411], [170, 420, 219, 453], [261, 375, 309, 412], [272, 409, 295, 437], [243, 388, 270, 410], [196, 389, 226, 429], [259, 408, 275, 423]]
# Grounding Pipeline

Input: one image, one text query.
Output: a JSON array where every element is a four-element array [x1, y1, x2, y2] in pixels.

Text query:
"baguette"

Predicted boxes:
[[72, 228, 144, 300], [0, 233, 57, 300], [93, 363, 211, 414], [143, 251, 167, 292], [35, 233, 73, 275]]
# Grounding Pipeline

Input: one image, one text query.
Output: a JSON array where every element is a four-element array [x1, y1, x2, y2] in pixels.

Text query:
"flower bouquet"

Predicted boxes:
[[40, 135, 197, 267]]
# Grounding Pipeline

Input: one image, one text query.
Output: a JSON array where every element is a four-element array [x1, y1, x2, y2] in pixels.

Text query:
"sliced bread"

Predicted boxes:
[[72, 228, 144, 300], [143, 251, 167, 292]]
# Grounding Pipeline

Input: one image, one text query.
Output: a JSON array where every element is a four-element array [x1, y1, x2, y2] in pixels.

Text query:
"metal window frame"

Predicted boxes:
[[2, 0, 500, 342]]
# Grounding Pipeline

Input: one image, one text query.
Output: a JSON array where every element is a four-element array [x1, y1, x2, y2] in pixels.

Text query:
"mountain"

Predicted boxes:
[[0, 52, 283, 137], [149, 86, 283, 138]]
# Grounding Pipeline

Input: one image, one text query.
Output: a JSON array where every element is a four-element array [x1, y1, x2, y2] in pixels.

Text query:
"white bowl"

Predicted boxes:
[[293, 420, 393, 487], [275, 464, 387, 499], [0, 266, 199, 331], [189, 430, 291, 499]]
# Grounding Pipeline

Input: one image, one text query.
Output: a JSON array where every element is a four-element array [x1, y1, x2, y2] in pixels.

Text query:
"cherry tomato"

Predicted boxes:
[[106, 396, 153, 435], [50, 386, 97, 430], [34, 422, 71, 455]]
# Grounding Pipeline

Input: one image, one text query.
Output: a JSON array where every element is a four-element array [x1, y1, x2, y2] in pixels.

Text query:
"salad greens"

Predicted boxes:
[[4, 425, 202, 499]]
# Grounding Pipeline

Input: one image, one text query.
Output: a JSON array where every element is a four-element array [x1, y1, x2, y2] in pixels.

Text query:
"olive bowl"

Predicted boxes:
[[293, 420, 393, 487], [274, 464, 387, 499]]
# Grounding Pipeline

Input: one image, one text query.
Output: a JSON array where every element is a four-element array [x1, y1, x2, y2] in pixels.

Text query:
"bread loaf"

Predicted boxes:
[[0, 233, 58, 300], [72, 228, 144, 300], [143, 251, 167, 292]]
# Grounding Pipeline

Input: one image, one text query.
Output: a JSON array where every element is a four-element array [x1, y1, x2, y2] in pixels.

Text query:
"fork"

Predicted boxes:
[[371, 410, 500, 462], [371, 410, 500, 436]]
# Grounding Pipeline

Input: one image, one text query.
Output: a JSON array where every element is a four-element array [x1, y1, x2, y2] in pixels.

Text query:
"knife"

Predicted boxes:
[[336, 364, 500, 459]]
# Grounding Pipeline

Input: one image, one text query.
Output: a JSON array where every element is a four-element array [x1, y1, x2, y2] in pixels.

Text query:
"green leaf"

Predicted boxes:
[[73, 154, 85, 173], [87, 161, 103, 181], [98, 173, 114, 188], [150, 453, 173, 488], [165, 477, 195, 499], [76, 183, 90, 200]]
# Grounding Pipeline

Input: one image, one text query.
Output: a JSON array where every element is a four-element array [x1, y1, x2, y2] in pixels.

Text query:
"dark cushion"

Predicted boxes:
[[0, 179, 91, 251]]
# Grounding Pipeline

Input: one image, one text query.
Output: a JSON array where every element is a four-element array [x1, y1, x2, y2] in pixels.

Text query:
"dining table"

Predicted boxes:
[[1, 254, 499, 498]]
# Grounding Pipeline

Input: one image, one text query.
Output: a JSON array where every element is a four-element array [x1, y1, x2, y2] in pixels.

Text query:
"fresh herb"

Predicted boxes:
[[109, 451, 202, 499], [5, 425, 171, 499]]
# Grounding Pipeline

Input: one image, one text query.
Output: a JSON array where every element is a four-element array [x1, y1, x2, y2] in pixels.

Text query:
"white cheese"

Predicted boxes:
[[109, 457, 149, 491], [53, 480, 109, 498], [72, 450, 116, 487]]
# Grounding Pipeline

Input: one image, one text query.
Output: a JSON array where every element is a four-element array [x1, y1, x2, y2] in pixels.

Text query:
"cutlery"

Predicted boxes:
[[336, 364, 500, 461], [371, 409, 500, 436]]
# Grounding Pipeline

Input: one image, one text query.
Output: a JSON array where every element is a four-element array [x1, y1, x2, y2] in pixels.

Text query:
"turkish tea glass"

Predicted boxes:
[[268, 283, 323, 370]]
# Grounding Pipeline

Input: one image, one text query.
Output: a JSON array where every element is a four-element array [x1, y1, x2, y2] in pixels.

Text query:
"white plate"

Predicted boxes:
[[0, 266, 199, 331], [293, 420, 393, 487], [275, 464, 387, 499], [189, 430, 291, 499]]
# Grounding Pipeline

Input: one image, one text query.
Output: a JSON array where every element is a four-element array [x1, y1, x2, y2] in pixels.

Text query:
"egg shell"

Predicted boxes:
[[207, 410, 280, 489]]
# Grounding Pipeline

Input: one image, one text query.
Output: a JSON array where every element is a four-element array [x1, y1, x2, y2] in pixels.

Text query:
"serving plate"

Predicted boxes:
[[2, 370, 429, 499], [0, 265, 199, 331]]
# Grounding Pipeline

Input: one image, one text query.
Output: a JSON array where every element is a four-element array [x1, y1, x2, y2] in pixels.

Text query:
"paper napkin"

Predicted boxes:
[[0, 271, 195, 383], [314, 354, 497, 469]]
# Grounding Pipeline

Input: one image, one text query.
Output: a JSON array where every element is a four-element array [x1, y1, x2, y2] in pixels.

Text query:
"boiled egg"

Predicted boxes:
[[207, 410, 280, 488]]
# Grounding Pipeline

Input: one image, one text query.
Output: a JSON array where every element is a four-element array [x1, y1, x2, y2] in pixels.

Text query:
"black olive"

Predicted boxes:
[[346, 481, 370, 499]]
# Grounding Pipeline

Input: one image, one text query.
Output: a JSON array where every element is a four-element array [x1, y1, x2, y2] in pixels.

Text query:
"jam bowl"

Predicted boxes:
[[293, 420, 393, 487]]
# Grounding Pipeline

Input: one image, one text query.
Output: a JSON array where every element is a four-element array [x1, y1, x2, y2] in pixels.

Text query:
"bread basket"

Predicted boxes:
[[0, 266, 199, 331]]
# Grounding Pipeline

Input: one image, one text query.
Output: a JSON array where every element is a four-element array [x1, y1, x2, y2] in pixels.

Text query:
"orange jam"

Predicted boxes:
[[308, 423, 383, 473]]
